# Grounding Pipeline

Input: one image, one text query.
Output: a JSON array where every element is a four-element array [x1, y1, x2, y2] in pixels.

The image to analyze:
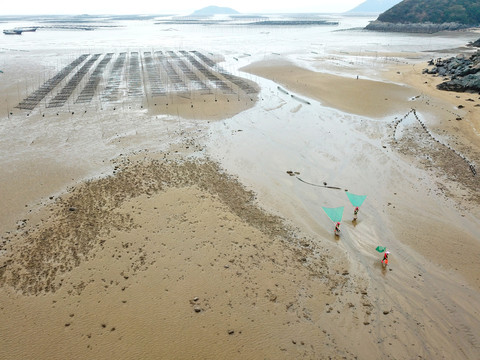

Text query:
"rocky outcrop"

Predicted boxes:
[[365, 20, 469, 33], [470, 38, 480, 47], [423, 52, 480, 92], [437, 74, 480, 92]]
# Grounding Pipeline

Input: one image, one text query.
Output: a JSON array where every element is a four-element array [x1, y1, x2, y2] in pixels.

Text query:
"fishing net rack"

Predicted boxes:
[[189, 51, 234, 94], [174, 51, 211, 93], [16, 54, 89, 110], [143, 51, 167, 97], [192, 50, 257, 94], [47, 54, 101, 108], [14, 50, 258, 111], [101, 52, 127, 102], [75, 53, 113, 104], [126, 52, 143, 98]]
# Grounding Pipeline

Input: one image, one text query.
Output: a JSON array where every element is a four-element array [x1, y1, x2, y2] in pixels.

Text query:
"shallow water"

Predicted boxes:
[[1, 15, 477, 68]]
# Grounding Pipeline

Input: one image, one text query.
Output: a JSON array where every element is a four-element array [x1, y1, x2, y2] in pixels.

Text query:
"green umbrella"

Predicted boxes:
[[375, 246, 387, 253]]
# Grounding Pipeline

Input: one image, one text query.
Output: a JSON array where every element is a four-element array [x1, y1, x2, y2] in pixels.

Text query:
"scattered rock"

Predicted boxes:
[[228, 330, 234, 335]]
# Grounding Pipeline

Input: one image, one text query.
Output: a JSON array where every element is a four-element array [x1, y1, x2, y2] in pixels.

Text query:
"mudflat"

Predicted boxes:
[[1, 19, 480, 359]]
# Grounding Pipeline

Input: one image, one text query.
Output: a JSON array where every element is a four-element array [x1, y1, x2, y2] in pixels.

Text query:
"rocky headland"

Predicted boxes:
[[365, 0, 480, 33]]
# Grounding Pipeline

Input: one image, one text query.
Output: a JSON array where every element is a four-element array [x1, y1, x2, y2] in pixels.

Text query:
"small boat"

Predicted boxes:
[[3, 29, 23, 35], [16, 27, 38, 32]]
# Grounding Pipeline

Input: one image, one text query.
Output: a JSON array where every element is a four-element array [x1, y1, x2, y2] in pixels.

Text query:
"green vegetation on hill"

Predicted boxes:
[[377, 0, 480, 24]]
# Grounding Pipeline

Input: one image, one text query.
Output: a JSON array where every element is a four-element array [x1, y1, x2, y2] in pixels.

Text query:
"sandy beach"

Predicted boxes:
[[1, 18, 480, 359]]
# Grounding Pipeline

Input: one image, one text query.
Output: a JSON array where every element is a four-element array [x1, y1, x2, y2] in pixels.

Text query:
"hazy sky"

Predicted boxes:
[[1, 0, 366, 15]]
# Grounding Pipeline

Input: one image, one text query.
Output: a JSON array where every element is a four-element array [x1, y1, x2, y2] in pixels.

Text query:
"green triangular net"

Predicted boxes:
[[346, 192, 367, 207], [322, 206, 344, 223]]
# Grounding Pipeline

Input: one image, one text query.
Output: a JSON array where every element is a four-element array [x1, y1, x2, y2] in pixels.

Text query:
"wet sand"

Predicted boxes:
[[0, 157, 352, 359], [0, 49, 259, 235], [1, 45, 480, 359], [242, 59, 418, 118], [243, 57, 480, 290]]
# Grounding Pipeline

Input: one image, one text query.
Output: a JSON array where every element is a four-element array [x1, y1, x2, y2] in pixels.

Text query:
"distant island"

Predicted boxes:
[[346, 0, 402, 14], [191, 6, 239, 16], [365, 0, 480, 33]]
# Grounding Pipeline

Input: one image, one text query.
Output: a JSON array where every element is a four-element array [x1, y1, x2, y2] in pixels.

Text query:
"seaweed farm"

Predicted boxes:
[[15, 54, 90, 111], [15, 50, 258, 111]]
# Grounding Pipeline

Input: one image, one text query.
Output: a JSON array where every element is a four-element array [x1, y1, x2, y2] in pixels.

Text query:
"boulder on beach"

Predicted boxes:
[[423, 52, 480, 92]]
